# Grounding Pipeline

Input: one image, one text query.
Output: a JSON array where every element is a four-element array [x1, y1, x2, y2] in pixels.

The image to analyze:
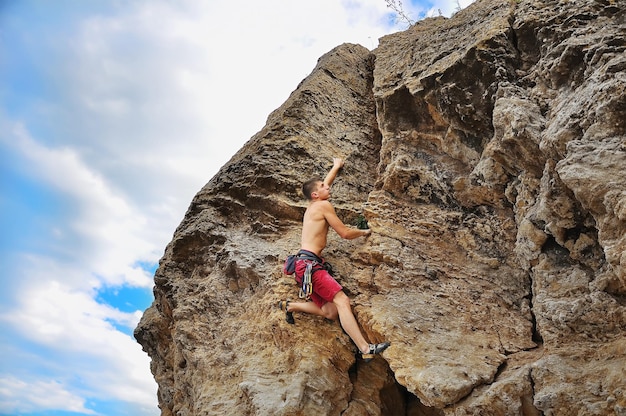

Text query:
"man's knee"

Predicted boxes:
[[325, 309, 339, 320], [332, 291, 351, 309], [321, 302, 339, 320]]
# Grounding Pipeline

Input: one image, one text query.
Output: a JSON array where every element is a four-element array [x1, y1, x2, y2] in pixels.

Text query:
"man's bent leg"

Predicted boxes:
[[289, 301, 338, 320], [332, 291, 369, 353]]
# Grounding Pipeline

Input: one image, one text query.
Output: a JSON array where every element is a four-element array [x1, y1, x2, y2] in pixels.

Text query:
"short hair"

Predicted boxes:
[[302, 178, 322, 200]]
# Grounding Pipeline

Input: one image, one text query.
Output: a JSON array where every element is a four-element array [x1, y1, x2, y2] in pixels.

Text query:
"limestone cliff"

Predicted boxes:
[[135, 0, 626, 414]]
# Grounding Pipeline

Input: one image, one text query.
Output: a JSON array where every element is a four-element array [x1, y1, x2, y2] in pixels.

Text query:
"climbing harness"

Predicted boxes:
[[283, 250, 334, 301]]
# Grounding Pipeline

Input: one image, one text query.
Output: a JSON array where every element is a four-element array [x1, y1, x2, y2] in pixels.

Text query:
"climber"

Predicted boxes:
[[279, 157, 390, 361]]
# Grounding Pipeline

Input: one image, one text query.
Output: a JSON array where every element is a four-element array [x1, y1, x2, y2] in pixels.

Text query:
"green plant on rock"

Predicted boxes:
[[354, 213, 369, 230]]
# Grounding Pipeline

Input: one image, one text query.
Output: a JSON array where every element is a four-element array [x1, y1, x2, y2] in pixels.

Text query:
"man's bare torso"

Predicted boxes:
[[300, 200, 330, 256]]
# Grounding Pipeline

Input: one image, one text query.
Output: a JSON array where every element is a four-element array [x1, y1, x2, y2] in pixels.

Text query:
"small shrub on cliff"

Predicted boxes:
[[354, 213, 369, 230], [385, 0, 415, 26]]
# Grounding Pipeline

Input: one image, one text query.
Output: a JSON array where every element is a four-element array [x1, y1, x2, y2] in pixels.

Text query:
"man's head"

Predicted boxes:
[[302, 178, 330, 201]]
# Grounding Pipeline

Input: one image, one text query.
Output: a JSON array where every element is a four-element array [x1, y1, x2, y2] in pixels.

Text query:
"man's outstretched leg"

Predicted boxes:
[[332, 291, 390, 359]]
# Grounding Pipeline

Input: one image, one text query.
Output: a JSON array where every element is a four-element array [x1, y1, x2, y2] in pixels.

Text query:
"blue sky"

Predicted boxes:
[[0, 1, 473, 414]]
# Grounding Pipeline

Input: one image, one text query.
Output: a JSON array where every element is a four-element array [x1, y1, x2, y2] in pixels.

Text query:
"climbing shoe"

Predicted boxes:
[[361, 342, 390, 362], [277, 300, 295, 324]]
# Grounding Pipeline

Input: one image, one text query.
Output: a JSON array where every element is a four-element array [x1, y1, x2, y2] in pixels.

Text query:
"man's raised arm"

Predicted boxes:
[[323, 158, 344, 187]]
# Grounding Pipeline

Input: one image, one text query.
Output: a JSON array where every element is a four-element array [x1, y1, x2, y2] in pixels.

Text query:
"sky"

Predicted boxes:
[[0, 1, 474, 415]]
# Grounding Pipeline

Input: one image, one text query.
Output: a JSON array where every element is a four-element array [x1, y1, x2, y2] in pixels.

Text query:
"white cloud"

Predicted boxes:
[[2, 121, 156, 289], [0, 280, 156, 412], [0, 376, 96, 415]]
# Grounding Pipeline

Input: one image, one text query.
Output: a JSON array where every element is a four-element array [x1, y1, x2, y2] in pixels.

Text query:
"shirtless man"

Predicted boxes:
[[280, 157, 390, 360]]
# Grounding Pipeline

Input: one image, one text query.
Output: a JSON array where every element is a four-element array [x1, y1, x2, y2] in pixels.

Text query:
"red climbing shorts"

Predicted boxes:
[[295, 260, 342, 308]]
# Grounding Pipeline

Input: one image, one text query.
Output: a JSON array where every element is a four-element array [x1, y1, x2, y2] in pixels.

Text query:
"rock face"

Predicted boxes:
[[135, 0, 626, 414]]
